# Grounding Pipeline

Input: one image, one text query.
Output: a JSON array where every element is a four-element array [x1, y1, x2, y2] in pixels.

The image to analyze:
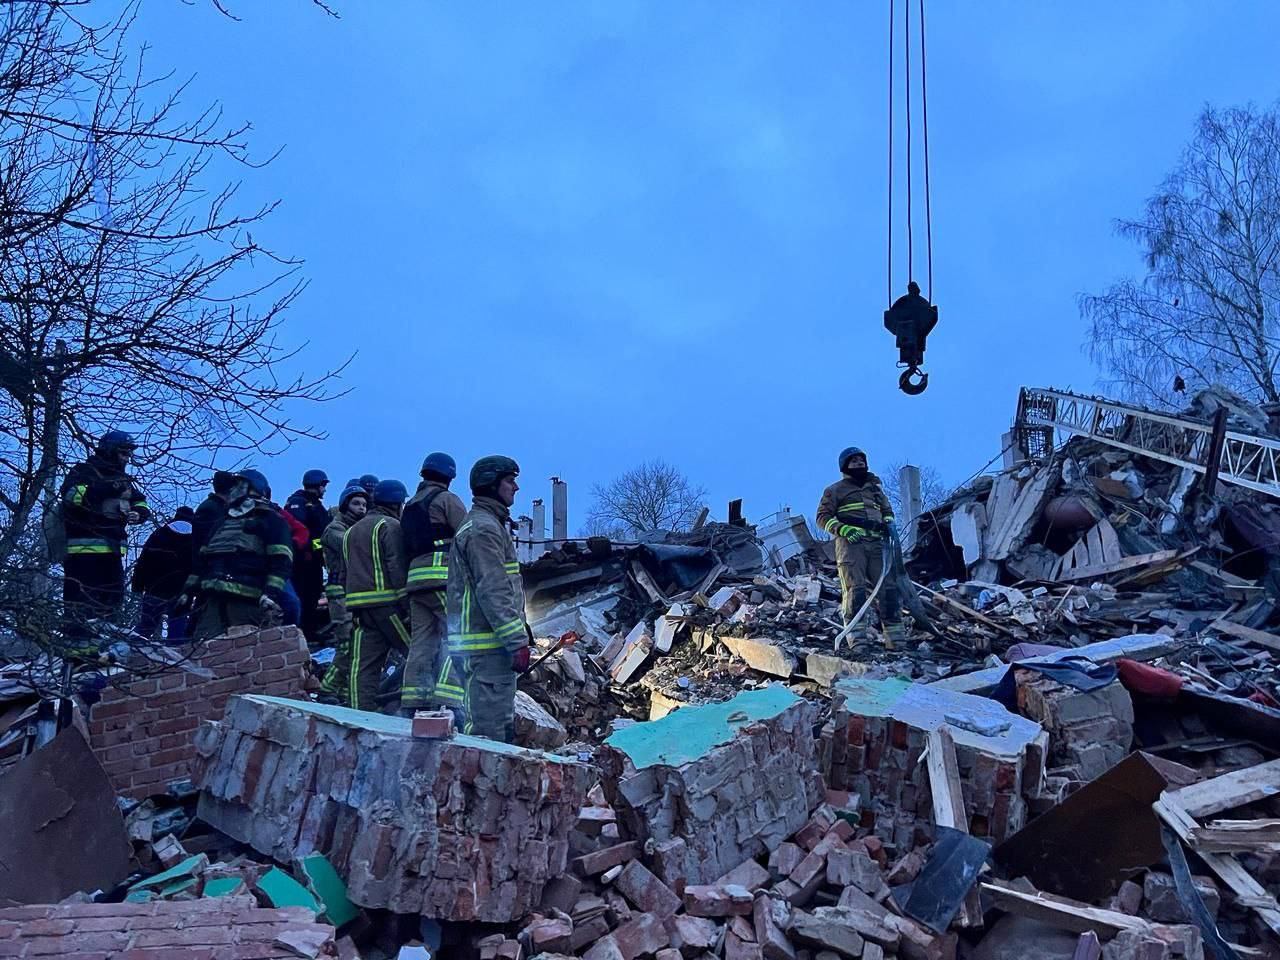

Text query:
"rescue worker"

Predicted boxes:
[[194, 471, 237, 553], [187, 469, 294, 639], [401, 452, 467, 714], [445, 456, 529, 742], [358, 474, 379, 498], [60, 431, 150, 652], [343, 479, 410, 711], [815, 447, 904, 648], [132, 506, 195, 641], [285, 469, 330, 643], [320, 484, 369, 704]]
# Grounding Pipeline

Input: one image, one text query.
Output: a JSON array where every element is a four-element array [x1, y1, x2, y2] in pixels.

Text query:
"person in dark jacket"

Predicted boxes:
[[285, 469, 330, 642], [186, 469, 294, 640], [193, 471, 237, 554], [132, 507, 195, 641], [60, 431, 150, 652]]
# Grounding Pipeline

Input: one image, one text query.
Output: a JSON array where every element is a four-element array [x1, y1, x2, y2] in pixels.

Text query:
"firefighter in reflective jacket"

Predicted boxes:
[[401, 452, 468, 714], [815, 447, 904, 648], [319, 484, 369, 704], [343, 479, 410, 712], [59, 431, 150, 651], [445, 456, 529, 742], [187, 469, 294, 640]]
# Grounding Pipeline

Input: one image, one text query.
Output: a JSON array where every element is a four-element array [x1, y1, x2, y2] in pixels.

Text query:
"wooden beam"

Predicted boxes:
[[1054, 549, 1179, 584], [1191, 819, 1280, 853], [978, 880, 1147, 938], [1207, 618, 1280, 653], [1154, 793, 1280, 936], [914, 582, 1019, 639], [926, 728, 982, 928], [1170, 759, 1280, 817]]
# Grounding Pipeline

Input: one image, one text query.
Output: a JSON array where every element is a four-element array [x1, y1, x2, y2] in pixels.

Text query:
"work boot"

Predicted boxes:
[[883, 621, 905, 651]]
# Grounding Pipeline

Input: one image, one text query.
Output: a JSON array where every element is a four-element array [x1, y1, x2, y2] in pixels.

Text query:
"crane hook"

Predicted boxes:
[[899, 365, 928, 395]]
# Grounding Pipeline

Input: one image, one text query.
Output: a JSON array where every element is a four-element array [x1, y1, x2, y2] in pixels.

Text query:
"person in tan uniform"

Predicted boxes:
[[319, 484, 368, 704], [342, 479, 410, 711], [816, 447, 904, 648], [401, 452, 468, 714]]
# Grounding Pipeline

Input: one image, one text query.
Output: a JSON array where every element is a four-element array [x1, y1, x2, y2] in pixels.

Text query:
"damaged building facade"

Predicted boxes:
[[3, 383, 1280, 959]]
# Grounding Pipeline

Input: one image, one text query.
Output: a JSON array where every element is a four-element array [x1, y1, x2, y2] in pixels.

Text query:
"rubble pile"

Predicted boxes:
[[193, 694, 594, 922]]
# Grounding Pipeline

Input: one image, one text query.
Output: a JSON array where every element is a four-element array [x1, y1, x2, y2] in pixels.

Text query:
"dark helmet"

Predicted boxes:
[[212, 470, 238, 495], [174, 506, 196, 523], [470, 455, 520, 495], [839, 447, 867, 472], [344, 477, 362, 489], [373, 479, 408, 506], [359, 474, 379, 494], [238, 468, 270, 498], [303, 468, 329, 488], [338, 485, 368, 511], [420, 452, 457, 481], [96, 430, 138, 455]]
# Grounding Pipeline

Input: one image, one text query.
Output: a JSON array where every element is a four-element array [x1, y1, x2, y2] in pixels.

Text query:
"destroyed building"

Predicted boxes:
[[3, 383, 1280, 959]]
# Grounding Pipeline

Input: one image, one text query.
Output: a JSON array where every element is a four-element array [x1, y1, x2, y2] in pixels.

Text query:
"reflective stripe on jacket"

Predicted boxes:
[[343, 506, 407, 609], [404, 481, 467, 593], [321, 510, 358, 600], [191, 496, 293, 602], [816, 473, 895, 565], [446, 497, 526, 656]]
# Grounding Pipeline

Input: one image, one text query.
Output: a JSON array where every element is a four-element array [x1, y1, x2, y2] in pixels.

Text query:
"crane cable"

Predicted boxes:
[[887, 0, 934, 303]]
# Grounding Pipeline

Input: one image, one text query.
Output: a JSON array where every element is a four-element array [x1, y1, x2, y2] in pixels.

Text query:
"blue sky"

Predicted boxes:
[[132, 1, 1280, 526]]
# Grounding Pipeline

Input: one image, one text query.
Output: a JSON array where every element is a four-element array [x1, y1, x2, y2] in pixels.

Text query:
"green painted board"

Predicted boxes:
[[128, 854, 209, 892], [299, 854, 359, 928], [256, 866, 321, 914], [124, 889, 156, 903], [604, 685, 802, 770], [157, 877, 198, 899], [202, 877, 246, 898]]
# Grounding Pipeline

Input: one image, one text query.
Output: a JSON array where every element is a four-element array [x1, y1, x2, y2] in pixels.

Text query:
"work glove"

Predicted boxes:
[[837, 524, 865, 543], [512, 645, 531, 673]]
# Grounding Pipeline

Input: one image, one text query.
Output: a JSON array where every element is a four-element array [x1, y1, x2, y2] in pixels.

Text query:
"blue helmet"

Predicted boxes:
[[420, 452, 457, 481], [373, 479, 408, 506], [96, 430, 138, 455], [359, 474, 379, 494], [839, 446, 867, 472], [303, 468, 329, 488], [238, 468, 270, 498], [344, 477, 362, 489], [338, 485, 367, 511]]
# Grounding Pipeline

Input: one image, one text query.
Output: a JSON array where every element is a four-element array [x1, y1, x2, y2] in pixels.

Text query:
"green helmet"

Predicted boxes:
[[470, 455, 520, 495]]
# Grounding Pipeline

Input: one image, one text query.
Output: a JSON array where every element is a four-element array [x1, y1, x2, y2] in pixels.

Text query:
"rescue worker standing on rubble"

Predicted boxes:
[[285, 469, 330, 643], [445, 456, 529, 742], [60, 431, 150, 651], [343, 479, 410, 712], [401, 453, 468, 715], [816, 447, 904, 648], [319, 484, 368, 704], [186, 469, 295, 639]]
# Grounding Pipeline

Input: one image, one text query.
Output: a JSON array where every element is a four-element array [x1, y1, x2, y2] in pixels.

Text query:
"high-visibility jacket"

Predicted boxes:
[[343, 505, 407, 610], [816, 473, 895, 565], [190, 495, 293, 602], [446, 496, 527, 656], [403, 481, 467, 594], [59, 455, 150, 557], [321, 508, 360, 603]]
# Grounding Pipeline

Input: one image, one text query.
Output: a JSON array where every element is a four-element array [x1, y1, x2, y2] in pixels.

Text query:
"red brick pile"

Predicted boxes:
[[0, 895, 334, 958], [87, 625, 310, 799]]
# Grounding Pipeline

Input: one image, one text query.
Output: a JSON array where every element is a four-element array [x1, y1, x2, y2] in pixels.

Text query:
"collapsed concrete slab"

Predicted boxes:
[[193, 694, 593, 922], [88, 625, 310, 799], [599, 685, 822, 888], [823, 678, 1048, 848]]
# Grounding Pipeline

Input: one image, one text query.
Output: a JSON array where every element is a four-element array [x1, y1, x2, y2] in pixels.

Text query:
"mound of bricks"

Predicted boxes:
[[598, 685, 823, 888], [1014, 668, 1134, 782], [193, 694, 594, 922], [822, 677, 1048, 849], [0, 895, 333, 959], [87, 625, 309, 799]]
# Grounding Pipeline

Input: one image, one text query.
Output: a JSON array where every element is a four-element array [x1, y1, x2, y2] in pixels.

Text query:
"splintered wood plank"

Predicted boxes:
[[1096, 519, 1122, 563], [1054, 549, 1179, 584], [1171, 759, 1280, 817]]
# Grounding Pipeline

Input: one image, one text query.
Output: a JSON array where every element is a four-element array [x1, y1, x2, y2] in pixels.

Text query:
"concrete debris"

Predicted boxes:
[[193, 694, 592, 921]]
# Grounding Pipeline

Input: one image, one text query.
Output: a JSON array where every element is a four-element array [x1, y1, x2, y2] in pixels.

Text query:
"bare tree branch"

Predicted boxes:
[[584, 459, 709, 537]]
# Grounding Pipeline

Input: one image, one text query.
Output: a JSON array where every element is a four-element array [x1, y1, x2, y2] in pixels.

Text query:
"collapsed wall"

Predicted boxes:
[[193, 694, 593, 922], [598, 685, 823, 888], [824, 677, 1049, 848], [88, 625, 310, 799]]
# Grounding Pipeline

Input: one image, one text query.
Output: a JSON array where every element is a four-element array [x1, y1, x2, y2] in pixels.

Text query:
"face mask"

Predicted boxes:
[[845, 467, 869, 484]]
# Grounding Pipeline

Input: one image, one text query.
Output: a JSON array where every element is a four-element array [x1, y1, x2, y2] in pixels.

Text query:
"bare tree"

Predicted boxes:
[[0, 1, 342, 697], [878, 460, 950, 519], [584, 459, 708, 537], [1081, 103, 1280, 408]]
